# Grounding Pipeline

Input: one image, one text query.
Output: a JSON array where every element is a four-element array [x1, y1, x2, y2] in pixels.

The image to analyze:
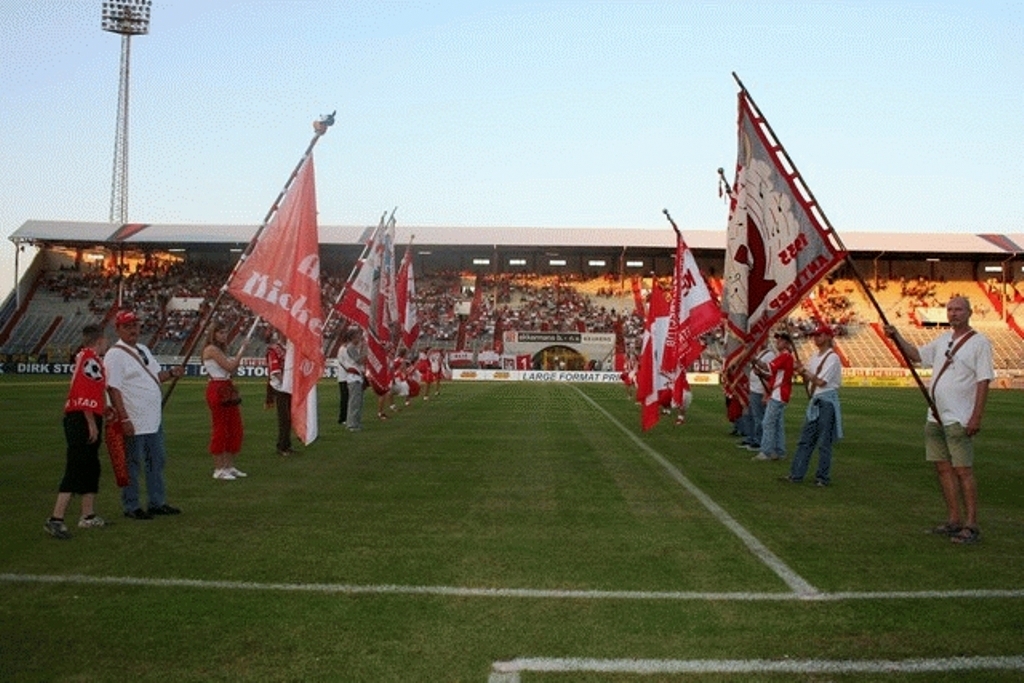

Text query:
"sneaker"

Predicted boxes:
[[928, 522, 963, 536], [228, 467, 247, 478], [277, 448, 295, 457], [951, 526, 981, 544], [814, 479, 829, 487], [348, 426, 362, 432], [124, 508, 152, 520], [778, 475, 802, 483], [751, 453, 771, 461], [744, 444, 761, 452], [378, 412, 388, 420], [770, 454, 787, 461], [77, 515, 107, 528], [214, 469, 237, 481], [147, 504, 181, 516], [44, 519, 71, 539]]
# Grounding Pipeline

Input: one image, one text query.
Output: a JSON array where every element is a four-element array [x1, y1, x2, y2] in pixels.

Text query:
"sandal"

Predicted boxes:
[[951, 526, 980, 545], [928, 522, 962, 536]]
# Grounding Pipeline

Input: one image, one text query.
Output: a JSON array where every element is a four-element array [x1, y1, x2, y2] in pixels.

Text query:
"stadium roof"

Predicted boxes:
[[9, 220, 1024, 256]]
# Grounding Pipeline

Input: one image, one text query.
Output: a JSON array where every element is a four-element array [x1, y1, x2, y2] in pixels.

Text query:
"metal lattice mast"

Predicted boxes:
[[102, 0, 151, 224]]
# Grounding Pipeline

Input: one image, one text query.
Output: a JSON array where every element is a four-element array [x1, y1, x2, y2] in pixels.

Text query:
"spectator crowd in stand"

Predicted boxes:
[[15, 258, 1023, 373]]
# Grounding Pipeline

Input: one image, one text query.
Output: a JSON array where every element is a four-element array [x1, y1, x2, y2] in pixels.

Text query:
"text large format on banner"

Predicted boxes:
[[721, 87, 846, 401]]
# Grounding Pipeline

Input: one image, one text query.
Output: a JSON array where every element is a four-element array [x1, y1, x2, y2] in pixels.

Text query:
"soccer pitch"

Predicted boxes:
[[2, 377, 1022, 681]]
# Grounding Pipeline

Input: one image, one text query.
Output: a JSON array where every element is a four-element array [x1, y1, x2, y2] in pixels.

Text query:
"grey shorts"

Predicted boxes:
[[924, 421, 974, 468]]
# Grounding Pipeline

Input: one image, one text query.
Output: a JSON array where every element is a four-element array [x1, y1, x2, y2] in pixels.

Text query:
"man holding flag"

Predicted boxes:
[[227, 153, 326, 446], [335, 212, 401, 419]]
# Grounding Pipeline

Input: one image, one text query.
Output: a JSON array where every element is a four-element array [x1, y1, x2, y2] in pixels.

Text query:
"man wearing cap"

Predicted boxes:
[[104, 310, 185, 520], [752, 331, 795, 462], [782, 323, 843, 486]]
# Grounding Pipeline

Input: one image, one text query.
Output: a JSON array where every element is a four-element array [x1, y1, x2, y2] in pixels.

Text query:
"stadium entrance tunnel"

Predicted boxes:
[[535, 345, 588, 371]]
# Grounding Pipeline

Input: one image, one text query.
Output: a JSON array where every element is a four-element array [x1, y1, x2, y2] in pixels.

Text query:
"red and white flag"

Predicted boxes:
[[365, 217, 396, 394], [662, 230, 721, 376], [336, 214, 397, 395], [720, 85, 846, 403], [636, 283, 672, 431], [226, 155, 324, 444], [396, 243, 420, 351], [335, 218, 386, 330]]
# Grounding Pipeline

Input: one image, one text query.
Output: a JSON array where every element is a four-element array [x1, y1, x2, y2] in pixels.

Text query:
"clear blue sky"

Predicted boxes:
[[2, 1, 1021, 302]]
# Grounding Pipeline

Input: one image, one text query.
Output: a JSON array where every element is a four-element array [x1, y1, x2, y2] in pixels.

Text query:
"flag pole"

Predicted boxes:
[[162, 111, 336, 406], [732, 73, 939, 421]]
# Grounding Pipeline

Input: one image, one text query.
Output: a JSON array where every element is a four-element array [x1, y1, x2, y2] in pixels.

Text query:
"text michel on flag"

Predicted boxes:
[[226, 155, 325, 444], [720, 87, 846, 400]]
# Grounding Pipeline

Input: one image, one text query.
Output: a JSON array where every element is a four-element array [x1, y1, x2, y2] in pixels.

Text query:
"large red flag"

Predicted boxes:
[[636, 284, 672, 431], [720, 84, 846, 402], [226, 156, 324, 444], [662, 230, 722, 375], [396, 243, 420, 350]]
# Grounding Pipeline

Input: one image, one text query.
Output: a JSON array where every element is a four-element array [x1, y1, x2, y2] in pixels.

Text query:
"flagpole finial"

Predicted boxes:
[[313, 110, 336, 135], [662, 209, 681, 236]]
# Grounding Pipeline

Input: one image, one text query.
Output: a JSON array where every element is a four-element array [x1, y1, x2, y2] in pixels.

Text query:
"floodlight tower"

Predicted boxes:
[[102, 0, 151, 224]]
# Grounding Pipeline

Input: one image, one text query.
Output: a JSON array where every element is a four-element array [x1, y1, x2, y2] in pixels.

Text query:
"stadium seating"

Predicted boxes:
[[2, 262, 1021, 372]]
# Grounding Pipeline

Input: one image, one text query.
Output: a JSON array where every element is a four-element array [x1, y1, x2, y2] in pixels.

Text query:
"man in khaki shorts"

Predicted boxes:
[[884, 296, 994, 544]]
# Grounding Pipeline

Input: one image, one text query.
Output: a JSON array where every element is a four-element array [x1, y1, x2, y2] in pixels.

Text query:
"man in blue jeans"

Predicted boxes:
[[104, 310, 185, 520], [781, 324, 843, 486], [752, 332, 794, 462], [738, 342, 775, 452]]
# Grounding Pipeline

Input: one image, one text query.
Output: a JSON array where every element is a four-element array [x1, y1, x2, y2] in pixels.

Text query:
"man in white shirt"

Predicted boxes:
[[885, 296, 994, 544], [337, 328, 366, 431], [782, 324, 843, 486], [104, 310, 185, 520], [739, 342, 775, 451]]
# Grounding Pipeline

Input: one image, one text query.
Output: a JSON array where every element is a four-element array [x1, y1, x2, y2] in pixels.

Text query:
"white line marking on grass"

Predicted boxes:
[[3, 574, 1023, 602], [488, 655, 1024, 681], [571, 386, 819, 597]]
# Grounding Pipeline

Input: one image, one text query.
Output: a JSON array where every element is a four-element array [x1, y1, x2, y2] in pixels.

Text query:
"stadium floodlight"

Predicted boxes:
[[102, 0, 152, 225], [102, 0, 152, 35]]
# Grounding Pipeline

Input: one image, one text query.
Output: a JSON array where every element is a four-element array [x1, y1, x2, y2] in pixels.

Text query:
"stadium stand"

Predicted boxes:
[[3, 222, 1023, 374]]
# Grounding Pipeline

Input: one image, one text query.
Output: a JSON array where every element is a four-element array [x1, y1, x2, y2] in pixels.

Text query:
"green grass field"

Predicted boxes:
[[2, 376, 1022, 682]]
